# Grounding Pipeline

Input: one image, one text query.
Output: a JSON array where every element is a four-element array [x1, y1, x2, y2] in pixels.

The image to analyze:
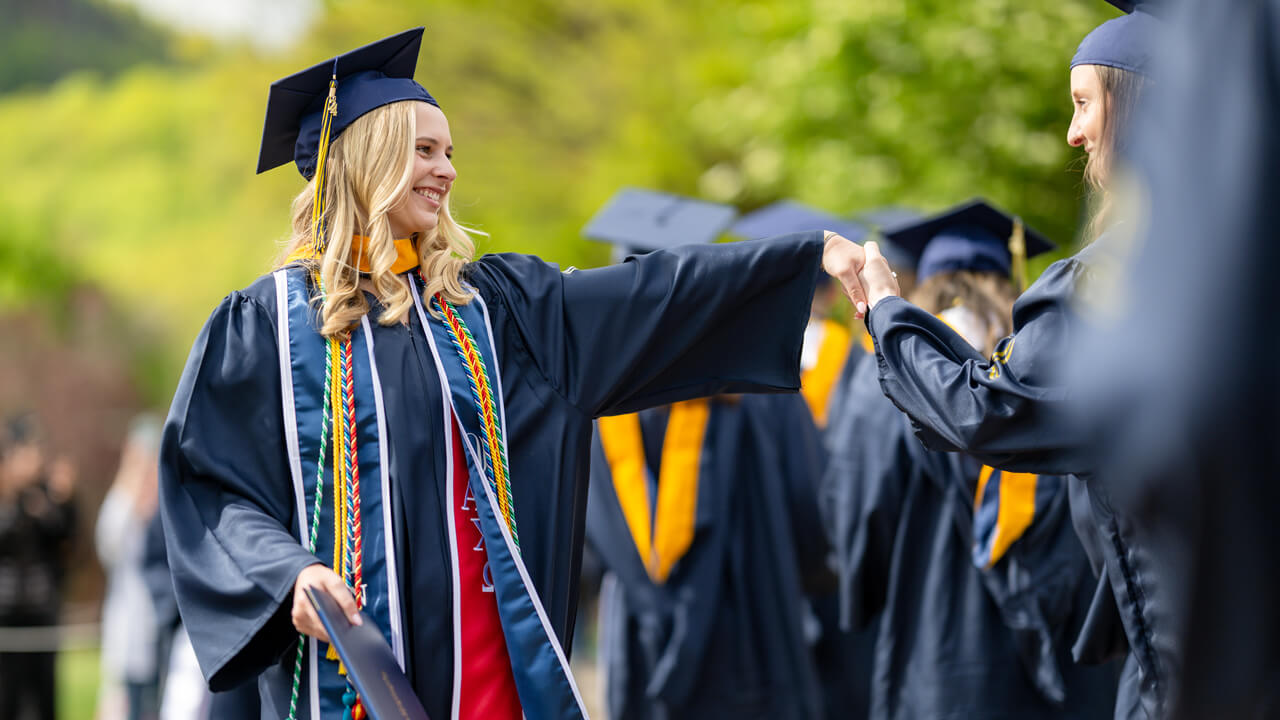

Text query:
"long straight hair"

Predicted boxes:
[[1084, 65, 1148, 242], [275, 101, 477, 338]]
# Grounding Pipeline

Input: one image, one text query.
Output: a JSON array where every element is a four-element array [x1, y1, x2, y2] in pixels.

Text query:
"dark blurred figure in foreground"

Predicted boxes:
[[0, 413, 76, 720], [1074, 1, 1280, 717]]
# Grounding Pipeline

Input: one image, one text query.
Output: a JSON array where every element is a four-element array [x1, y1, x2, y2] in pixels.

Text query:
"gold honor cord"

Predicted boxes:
[[598, 399, 711, 583], [974, 465, 1040, 567], [1009, 218, 1028, 293], [801, 319, 853, 427]]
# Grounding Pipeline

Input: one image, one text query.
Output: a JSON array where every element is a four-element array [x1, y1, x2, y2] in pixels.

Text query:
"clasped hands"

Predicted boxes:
[[824, 229, 896, 319], [822, 231, 900, 319]]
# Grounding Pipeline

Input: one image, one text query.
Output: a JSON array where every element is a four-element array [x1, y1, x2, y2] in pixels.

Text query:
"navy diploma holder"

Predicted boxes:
[[305, 587, 431, 720]]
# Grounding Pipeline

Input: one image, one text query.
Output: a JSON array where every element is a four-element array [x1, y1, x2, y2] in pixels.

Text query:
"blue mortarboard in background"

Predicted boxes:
[[257, 27, 438, 179], [855, 206, 924, 271], [729, 201, 869, 244], [1071, 1, 1161, 76], [583, 188, 737, 256], [883, 199, 1054, 283]]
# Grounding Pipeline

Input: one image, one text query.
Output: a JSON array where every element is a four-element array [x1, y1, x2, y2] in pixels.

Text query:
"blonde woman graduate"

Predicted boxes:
[[832, 3, 1166, 718], [158, 28, 867, 720]]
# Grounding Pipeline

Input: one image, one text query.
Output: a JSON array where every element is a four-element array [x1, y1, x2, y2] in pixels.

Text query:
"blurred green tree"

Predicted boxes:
[[0, 0, 171, 92], [0, 0, 1120, 395], [673, 0, 1116, 260]]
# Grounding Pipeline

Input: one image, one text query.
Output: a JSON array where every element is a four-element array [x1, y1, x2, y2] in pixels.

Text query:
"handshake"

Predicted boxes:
[[821, 231, 901, 320]]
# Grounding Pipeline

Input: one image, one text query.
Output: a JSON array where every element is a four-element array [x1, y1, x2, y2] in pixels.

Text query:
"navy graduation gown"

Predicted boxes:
[[159, 235, 823, 719], [586, 393, 829, 720], [866, 240, 1162, 719], [813, 337, 878, 720], [824, 355, 1117, 719]]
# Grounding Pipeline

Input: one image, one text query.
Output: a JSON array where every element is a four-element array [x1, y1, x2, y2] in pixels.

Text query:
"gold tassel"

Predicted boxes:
[[1009, 217, 1027, 293], [310, 72, 339, 254]]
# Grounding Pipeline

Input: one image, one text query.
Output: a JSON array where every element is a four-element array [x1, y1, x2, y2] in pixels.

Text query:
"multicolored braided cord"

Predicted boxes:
[[287, 275, 336, 720], [431, 292, 519, 546]]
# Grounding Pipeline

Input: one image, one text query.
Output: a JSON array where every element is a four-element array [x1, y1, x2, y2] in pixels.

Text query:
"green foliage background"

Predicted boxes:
[[0, 0, 1117, 402]]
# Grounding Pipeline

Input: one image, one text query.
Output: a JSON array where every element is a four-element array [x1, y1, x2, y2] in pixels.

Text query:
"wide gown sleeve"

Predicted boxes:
[[866, 257, 1091, 476], [159, 289, 321, 691], [468, 233, 823, 417]]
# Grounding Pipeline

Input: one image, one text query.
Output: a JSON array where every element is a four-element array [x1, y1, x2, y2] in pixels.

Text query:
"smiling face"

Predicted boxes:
[[387, 102, 457, 238], [1067, 64, 1106, 154]]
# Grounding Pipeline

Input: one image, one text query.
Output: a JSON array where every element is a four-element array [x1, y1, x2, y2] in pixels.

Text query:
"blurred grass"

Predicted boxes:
[[58, 647, 99, 720]]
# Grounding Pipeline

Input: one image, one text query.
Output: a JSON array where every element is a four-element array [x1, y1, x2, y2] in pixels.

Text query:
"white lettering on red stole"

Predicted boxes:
[[458, 456, 495, 593]]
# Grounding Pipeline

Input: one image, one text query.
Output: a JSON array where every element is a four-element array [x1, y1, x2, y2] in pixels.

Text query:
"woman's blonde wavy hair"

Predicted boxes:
[[1082, 64, 1147, 243], [275, 100, 476, 338]]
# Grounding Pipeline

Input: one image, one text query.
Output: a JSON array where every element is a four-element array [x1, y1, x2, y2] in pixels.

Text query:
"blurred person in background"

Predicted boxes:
[[0, 413, 77, 720], [96, 414, 163, 720], [822, 201, 1118, 719], [839, 2, 1170, 717]]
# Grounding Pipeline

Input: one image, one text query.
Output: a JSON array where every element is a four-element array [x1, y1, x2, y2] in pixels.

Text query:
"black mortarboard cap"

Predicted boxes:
[[883, 199, 1054, 283], [583, 188, 737, 254], [1071, 1, 1161, 76], [730, 201, 869, 244], [257, 27, 438, 179]]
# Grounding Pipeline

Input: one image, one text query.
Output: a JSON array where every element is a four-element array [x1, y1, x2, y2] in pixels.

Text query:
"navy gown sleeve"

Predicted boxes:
[[865, 255, 1091, 476], [821, 359, 920, 630], [467, 233, 823, 417], [159, 287, 321, 691]]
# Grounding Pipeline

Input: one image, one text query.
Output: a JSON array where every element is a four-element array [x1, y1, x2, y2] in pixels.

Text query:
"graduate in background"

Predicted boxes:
[[823, 201, 1118, 720], [158, 30, 869, 720], [583, 193, 831, 720], [731, 201, 874, 720], [835, 3, 1167, 717]]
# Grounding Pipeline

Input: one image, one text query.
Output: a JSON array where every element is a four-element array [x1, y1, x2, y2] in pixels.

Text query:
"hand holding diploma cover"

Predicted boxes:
[[306, 587, 431, 720]]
